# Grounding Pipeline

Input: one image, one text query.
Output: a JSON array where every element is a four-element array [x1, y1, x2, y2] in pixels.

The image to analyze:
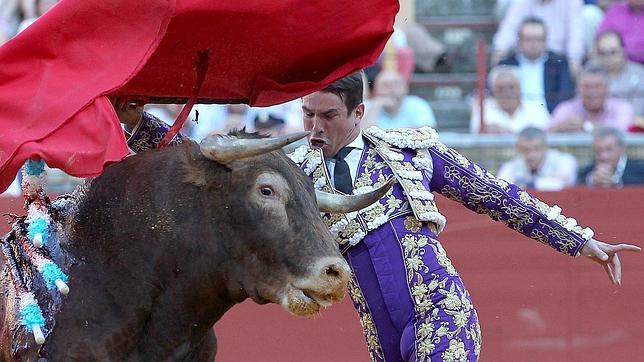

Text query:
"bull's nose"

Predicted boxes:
[[291, 257, 351, 308], [319, 259, 351, 287], [325, 264, 341, 277]]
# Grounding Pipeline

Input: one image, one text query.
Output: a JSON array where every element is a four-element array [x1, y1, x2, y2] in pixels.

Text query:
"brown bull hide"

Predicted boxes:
[[0, 137, 350, 361]]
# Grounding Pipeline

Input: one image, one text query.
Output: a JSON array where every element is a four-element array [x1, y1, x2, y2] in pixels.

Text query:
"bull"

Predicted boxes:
[[0, 131, 391, 361]]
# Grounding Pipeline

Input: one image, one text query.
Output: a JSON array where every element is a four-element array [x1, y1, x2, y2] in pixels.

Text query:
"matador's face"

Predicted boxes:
[[301, 91, 363, 158]]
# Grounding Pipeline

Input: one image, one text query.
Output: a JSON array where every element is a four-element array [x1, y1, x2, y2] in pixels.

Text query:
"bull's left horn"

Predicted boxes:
[[316, 178, 396, 213], [200, 131, 310, 164]]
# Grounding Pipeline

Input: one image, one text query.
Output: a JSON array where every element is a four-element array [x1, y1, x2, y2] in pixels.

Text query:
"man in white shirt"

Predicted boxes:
[[470, 65, 550, 133], [292, 71, 639, 361], [498, 127, 578, 190], [493, 0, 585, 72], [498, 17, 576, 114], [362, 69, 436, 129]]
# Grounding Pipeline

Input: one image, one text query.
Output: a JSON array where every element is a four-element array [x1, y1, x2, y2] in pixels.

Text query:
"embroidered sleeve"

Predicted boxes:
[[124, 112, 186, 152], [427, 142, 592, 257]]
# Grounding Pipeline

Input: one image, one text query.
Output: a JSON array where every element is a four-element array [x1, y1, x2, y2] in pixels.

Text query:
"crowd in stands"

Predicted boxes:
[[1, 0, 643, 196], [483, 0, 644, 189]]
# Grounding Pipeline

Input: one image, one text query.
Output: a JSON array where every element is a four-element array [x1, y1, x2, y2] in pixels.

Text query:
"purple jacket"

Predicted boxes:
[[289, 126, 591, 257]]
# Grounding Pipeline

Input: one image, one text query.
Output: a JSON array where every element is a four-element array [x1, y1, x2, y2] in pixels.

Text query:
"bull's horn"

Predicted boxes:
[[200, 131, 310, 163], [316, 178, 396, 213]]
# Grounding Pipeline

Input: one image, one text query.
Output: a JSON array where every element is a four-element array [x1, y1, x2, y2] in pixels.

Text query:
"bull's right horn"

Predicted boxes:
[[316, 178, 396, 213], [200, 131, 309, 164]]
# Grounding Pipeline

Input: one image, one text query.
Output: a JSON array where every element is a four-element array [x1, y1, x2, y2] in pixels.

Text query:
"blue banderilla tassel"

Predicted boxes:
[[19, 292, 46, 345]]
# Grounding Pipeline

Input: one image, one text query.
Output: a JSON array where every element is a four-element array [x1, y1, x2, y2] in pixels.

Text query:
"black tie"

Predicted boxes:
[[526, 169, 537, 189], [333, 147, 354, 194]]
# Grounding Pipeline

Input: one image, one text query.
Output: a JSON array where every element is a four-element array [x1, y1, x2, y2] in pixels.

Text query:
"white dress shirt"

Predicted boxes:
[[497, 149, 578, 191], [517, 53, 547, 109], [470, 98, 551, 133], [493, 0, 584, 65], [326, 132, 365, 188]]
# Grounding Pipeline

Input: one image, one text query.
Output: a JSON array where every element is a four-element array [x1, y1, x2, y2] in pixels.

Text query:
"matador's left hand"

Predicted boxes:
[[579, 239, 641, 285]]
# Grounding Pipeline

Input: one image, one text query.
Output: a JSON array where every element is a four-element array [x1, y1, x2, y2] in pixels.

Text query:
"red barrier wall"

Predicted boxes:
[[2, 187, 642, 361]]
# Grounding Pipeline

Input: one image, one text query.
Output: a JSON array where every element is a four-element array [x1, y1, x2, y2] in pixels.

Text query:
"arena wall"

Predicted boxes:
[[1, 187, 642, 361]]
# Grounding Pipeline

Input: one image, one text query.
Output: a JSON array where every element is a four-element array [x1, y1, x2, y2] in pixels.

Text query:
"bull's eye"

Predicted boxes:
[[260, 187, 274, 196]]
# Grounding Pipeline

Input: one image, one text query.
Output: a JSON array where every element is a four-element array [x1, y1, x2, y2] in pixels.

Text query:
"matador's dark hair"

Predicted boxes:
[[321, 71, 364, 115]]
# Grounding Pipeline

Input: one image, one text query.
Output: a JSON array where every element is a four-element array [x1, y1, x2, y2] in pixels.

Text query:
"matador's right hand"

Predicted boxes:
[[579, 239, 641, 285]]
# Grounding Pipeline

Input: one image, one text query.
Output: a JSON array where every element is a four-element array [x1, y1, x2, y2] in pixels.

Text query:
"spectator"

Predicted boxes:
[[0, 16, 11, 45], [597, 0, 644, 64], [579, 127, 644, 186], [184, 104, 229, 141], [598, 0, 620, 9], [402, 22, 449, 74], [144, 104, 181, 125], [470, 65, 550, 133], [7, 0, 37, 20], [583, 1, 605, 54], [44, 166, 83, 193], [366, 25, 416, 84], [246, 99, 303, 134], [493, 0, 585, 73], [385, 25, 415, 82], [170, 104, 245, 141], [593, 31, 644, 120], [363, 68, 436, 129], [499, 17, 575, 114], [497, 0, 603, 55], [497, 127, 578, 190], [0, 0, 21, 43], [495, 0, 521, 19], [549, 63, 634, 132], [16, 0, 57, 33], [253, 113, 286, 136], [142, 103, 225, 141]]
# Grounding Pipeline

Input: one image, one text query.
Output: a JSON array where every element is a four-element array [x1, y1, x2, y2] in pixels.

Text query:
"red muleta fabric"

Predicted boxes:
[[0, 0, 398, 192]]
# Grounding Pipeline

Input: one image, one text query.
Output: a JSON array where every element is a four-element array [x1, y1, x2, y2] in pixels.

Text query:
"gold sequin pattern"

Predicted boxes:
[[347, 277, 385, 361], [431, 141, 586, 256], [399, 233, 480, 360]]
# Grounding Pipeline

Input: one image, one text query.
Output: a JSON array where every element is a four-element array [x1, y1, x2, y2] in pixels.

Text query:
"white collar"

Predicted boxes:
[[517, 52, 548, 65], [345, 131, 365, 151], [325, 131, 363, 164], [614, 153, 628, 181]]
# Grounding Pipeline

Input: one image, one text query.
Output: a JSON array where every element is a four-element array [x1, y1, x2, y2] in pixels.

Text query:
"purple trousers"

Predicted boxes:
[[345, 216, 481, 361]]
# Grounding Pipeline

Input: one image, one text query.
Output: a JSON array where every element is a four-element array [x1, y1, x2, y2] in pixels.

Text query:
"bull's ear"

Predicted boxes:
[[181, 163, 208, 186], [179, 143, 210, 187]]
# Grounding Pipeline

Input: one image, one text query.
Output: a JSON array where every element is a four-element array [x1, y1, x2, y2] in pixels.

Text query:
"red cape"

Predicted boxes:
[[0, 0, 397, 192]]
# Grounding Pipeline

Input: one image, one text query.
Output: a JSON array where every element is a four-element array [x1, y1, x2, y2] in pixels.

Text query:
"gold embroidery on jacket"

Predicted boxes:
[[432, 142, 586, 256], [404, 216, 423, 233], [347, 277, 385, 361], [538, 220, 582, 254], [398, 233, 480, 359], [295, 147, 409, 249], [363, 132, 445, 231]]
